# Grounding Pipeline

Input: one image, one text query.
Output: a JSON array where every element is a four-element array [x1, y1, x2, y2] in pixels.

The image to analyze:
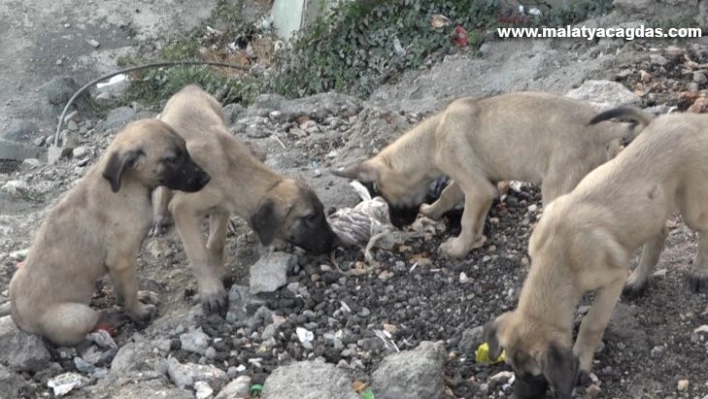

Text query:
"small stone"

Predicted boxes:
[[677, 379, 689, 391], [180, 329, 210, 355], [86, 39, 100, 48], [650, 54, 669, 66], [694, 72, 708, 85], [639, 70, 652, 83], [586, 384, 602, 397], [204, 347, 217, 360], [67, 120, 79, 131], [195, 380, 214, 399], [33, 137, 45, 146], [215, 376, 252, 399], [528, 204, 538, 213], [56, 59, 63, 66], [459, 272, 470, 284], [652, 269, 667, 277], [250, 252, 298, 294], [167, 357, 227, 390], [72, 146, 89, 159]]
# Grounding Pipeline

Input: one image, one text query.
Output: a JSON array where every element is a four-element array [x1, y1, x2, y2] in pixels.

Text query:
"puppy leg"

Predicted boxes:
[[38, 303, 101, 346], [623, 226, 668, 298], [150, 187, 174, 236], [108, 257, 156, 329], [688, 230, 708, 292], [438, 177, 496, 259], [420, 181, 464, 220], [573, 272, 626, 378], [171, 199, 228, 316], [206, 211, 232, 286]]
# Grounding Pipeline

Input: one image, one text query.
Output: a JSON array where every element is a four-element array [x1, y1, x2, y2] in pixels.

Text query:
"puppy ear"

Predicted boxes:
[[250, 198, 290, 246], [331, 162, 380, 183], [483, 318, 504, 359], [541, 342, 579, 399], [102, 149, 142, 193]]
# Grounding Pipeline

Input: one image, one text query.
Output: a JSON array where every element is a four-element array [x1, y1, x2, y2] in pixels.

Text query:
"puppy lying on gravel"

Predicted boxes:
[[484, 109, 708, 398], [333, 92, 652, 260]]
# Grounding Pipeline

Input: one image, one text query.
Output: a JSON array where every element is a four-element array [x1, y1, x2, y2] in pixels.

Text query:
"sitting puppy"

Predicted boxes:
[[332, 92, 652, 259], [484, 109, 708, 398], [152, 84, 338, 316], [9, 119, 210, 346]]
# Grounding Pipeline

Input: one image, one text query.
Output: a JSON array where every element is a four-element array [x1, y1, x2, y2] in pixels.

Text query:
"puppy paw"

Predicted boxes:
[[576, 370, 592, 387], [129, 304, 157, 329], [137, 290, 161, 306], [438, 237, 474, 259], [622, 274, 650, 299], [420, 203, 443, 220], [687, 270, 708, 292], [149, 215, 172, 237], [201, 289, 229, 318]]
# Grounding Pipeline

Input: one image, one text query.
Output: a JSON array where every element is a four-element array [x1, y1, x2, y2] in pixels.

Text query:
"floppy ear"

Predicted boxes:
[[102, 149, 142, 193], [250, 198, 290, 246], [330, 161, 381, 183], [541, 342, 579, 399], [483, 318, 504, 359]]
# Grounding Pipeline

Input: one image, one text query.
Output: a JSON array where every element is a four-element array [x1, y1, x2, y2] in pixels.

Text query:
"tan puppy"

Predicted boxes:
[[483, 109, 708, 398], [9, 119, 211, 346], [332, 92, 652, 259], [152, 85, 338, 316]]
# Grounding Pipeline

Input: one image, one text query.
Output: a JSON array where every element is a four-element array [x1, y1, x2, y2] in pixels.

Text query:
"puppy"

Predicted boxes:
[[332, 92, 652, 259], [152, 84, 338, 316], [9, 119, 210, 346], [484, 109, 708, 398]]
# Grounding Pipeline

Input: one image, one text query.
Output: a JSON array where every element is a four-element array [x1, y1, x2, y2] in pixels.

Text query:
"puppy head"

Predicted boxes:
[[102, 119, 211, 193], [332, 158, 430, 228], [250, 178, 337, 254], [483, 311, 578, 399]]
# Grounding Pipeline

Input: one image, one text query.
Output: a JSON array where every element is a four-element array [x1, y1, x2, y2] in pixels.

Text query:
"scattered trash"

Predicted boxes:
[[86, 329, 118, 350], [528, 7, 542, 16], [374, 329, 400, 353], [250, 383, 264, 396], [430, 14, 451, 28], [9, 248, 29, 261], [296, 327, 314, 343], [694, 325, 708, 334], [47, 372, 88, 397], [95, 74, 127, 90], [475, 342, 505, 364], [352, 380, 368, 393], [361, 388, 375, 399], [452, 25, 468, 47], [392, 37, 406, 56]]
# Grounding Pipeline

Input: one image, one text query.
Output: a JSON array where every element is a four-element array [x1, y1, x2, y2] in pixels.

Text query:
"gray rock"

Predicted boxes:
[[0, 363, 29, 399], [458, 326, 484, 354], [94, 377, 194, 399], [0, 315, 51, 372], [222, 103, 246, 125], [110, 342, 152, 374], [104, 107, 137, 131], [215, 375, 252, 399], [694, 71, 708, 85], [249, 252, 298, 294], [43, 76, 80, 106], [180, 329, 210, 355], [72, 146, 89, 159], [261, 359, 358, 399], [565, 80, 640, 112], [248, 92, 361, 123], [372, 341, 447, 399], [167, 357, 227, 391], [0, 138, 42, 161], [1, 119, 38, 141]]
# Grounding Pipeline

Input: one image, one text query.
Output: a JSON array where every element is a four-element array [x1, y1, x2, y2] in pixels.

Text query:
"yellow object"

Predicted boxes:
[[475, 342, 506, 364]]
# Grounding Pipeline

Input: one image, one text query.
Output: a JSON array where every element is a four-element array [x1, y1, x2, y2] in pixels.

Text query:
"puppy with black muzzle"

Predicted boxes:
[[484, 109, 708, 398], [152, 84, 338, 316], [9, 119, 210, 346], [332, 92, 652, 259]]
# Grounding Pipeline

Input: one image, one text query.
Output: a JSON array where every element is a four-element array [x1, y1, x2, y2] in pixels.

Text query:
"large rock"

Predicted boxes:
[[372, 341, 447, 399], [565, 79, 640, 111], [249, 252, 298, 295], [261, 360, 358, 399], [458, 326, 484, 354], [110, 342, 153, 374], [43, 76, 80, 106], [0, 315, 51, 372], [0, 139, 42, 161], [167, 357, 228, 391], [0, 363, 29, 399], [1, 119, 38, 142], [103, 106, 138, 131]]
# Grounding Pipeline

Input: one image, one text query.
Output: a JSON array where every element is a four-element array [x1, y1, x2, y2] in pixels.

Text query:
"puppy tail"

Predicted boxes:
[[588, 106, 654, 144]]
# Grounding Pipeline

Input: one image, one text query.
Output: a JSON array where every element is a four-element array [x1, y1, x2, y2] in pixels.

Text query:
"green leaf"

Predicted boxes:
[[361, 388, 375, 399]]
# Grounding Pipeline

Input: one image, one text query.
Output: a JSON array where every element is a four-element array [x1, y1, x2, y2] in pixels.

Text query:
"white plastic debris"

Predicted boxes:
[[95, 74, 127, 89], [694, 325, 708, 334], [47, 372, 87, 396], [328, 180, 395, 248], [296, 327, 314, 343]]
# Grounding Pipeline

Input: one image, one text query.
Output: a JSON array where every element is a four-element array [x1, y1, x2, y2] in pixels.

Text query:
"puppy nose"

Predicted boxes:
[[199, 173, 211, 186]]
